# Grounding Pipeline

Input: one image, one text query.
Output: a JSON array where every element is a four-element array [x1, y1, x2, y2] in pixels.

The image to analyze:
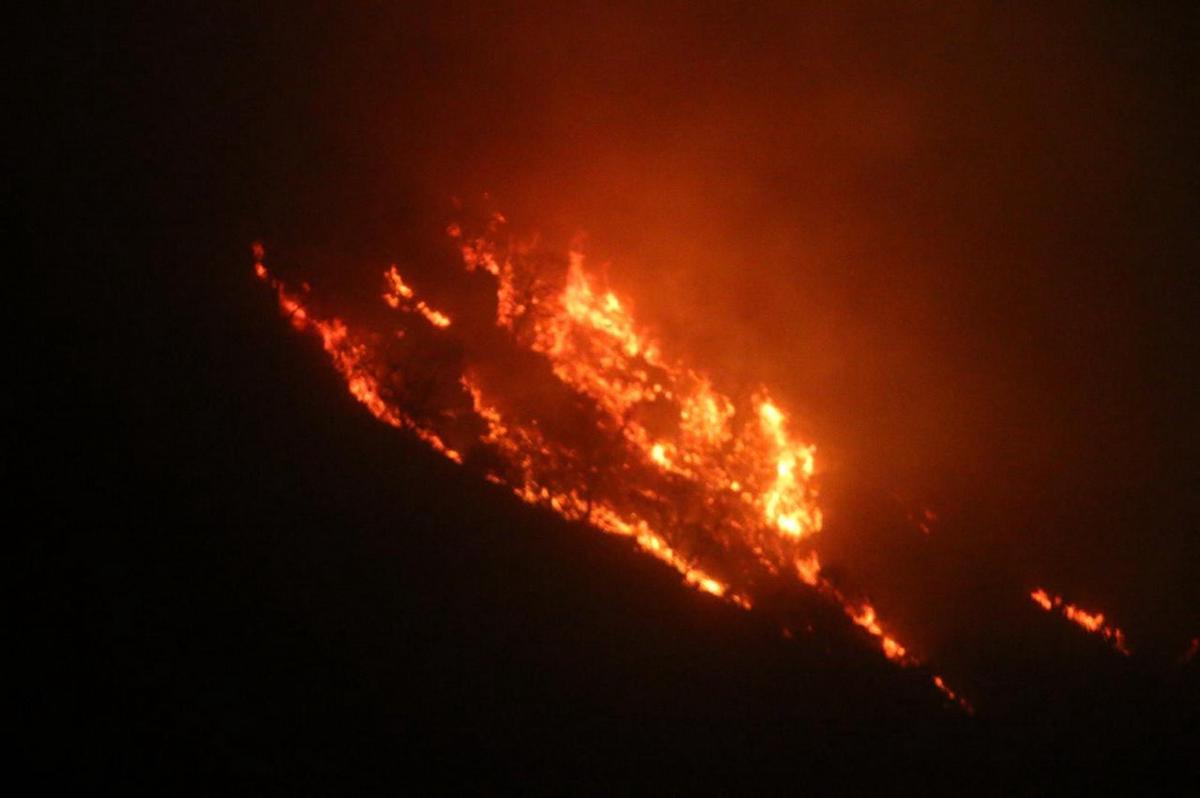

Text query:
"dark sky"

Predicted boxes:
[[29, 1, 1198, 788]]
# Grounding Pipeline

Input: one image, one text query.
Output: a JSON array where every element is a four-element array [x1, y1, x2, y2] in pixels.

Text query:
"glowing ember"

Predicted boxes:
[[251, 220, 961, 706], [932, 675, 974, 714], [913, 507, 937, 536], [1029, 588, 1131, 655]]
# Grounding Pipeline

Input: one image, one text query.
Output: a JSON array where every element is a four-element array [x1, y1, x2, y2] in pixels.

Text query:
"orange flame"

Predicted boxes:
[[251, 222, 958, 705], [850, 603, 909, 662], [1029, 588, 1131, 655], [383, 265, 452, 328], [254, 249, 461, 463]]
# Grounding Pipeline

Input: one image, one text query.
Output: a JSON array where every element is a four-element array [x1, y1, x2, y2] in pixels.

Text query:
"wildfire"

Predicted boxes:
[[850, 603, 909, 662], [251, 217, 966, 708], [383, 265, 452, 328], [1030, 588, 1131, 655], [253, 246, 462, 463]]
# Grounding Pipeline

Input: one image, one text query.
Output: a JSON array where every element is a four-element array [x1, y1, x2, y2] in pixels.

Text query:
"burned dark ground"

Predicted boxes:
[[26, 2, 1199, 790]]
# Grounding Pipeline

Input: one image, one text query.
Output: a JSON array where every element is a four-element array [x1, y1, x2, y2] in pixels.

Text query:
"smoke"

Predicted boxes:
[[248, 2, 1198, 659]]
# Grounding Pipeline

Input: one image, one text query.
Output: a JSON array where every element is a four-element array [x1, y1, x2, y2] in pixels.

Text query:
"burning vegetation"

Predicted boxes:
[[253, 213, 1179, 714], [1030, 588, 1131, 656]]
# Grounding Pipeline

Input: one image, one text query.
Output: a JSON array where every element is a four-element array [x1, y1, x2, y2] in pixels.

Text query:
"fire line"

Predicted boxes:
[[253, 218, 979, 711], [1030, 588, 1131, 655]]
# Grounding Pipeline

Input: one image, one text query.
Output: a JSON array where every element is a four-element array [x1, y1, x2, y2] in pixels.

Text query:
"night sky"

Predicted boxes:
[[29, 2, 1198, 789]]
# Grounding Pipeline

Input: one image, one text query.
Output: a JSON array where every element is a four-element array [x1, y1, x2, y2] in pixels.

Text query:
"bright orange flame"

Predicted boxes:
[[850, 603, 909, 663], [1029, 587, 1131, 655], [383, 265, 452, 328], [255, 252, 461, 463], [252, 222, 953, 703]]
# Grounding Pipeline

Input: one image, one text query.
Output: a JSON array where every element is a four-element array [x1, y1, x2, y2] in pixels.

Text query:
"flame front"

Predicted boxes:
[[1030, 588, 1131, 655], [252, 221, 963, 705]]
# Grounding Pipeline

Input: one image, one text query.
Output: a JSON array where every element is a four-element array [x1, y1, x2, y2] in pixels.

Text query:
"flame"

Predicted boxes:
[[251, 221, 959, 705], [255, 250, 461, 463], [383, 265, 452, 328], [1029, 588, 1131, 655], [850, 603, 909, 662]]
